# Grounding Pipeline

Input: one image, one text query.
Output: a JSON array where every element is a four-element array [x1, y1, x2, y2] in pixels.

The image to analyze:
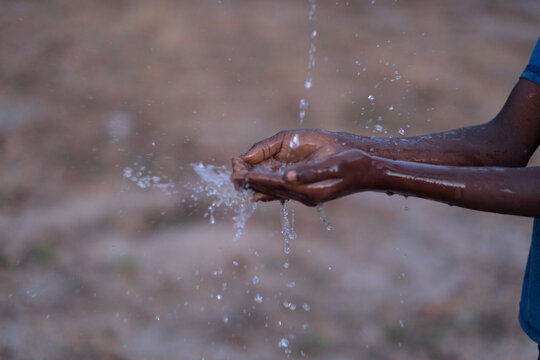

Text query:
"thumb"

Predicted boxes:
[[241, 132, 285, 165]]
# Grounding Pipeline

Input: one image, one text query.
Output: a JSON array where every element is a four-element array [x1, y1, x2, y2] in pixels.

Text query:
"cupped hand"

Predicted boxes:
[[231, 129, 358, 202], [240, 129, 355, 166], [238, 148, 380, 206]]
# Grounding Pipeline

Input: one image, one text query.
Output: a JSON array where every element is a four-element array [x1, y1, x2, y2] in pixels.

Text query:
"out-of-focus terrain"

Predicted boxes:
[[1, 1, 540, 359]]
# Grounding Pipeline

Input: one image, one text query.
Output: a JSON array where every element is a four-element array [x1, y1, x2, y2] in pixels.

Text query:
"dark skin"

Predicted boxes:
[[231, 78, 540, 217]]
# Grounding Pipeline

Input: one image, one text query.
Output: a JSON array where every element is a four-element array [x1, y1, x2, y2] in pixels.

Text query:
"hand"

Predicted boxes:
[[240, 129, 355, 166], [231, 129, 357, 200], [239, 149, 379, 206]]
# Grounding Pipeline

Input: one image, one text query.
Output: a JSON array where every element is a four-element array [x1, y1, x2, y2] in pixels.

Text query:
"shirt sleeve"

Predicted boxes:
[[521, 37, 540, 86]]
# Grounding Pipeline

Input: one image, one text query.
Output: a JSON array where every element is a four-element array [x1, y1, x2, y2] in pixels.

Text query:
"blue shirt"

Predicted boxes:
[[519, 37, 540, 344]]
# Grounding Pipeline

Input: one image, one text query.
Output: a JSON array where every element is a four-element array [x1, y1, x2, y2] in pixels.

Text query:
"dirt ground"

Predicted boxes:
[[1, 0, 540, 359]]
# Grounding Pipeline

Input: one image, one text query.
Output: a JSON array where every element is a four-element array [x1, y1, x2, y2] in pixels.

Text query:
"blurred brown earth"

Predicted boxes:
[[1, 0, 540, 359]]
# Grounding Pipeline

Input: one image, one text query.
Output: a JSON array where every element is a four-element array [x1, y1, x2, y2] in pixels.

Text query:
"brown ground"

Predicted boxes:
[[1, 0, 540, 359]]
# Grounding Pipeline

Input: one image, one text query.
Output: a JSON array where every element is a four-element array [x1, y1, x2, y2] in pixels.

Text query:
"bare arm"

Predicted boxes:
[[233, 78, 540, 212], [238, 79, 540, 170], [241, 149, 540, 217], [344, 78, 540, 167], [376, 161, 540, 217]]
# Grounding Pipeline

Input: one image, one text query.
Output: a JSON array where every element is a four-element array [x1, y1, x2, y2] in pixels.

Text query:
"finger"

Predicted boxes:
[[231, 157, 249, 189], [253, 192, 280, 202], [231, 157, 248, 175], [284, 159, 342, 184], [241, 132, 285, 165], [244, 170, 286, 186]]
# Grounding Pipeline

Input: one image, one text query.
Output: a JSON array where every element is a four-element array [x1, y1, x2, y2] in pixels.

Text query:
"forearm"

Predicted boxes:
[[371, 157, 540, 217], [343, 79, 540, 167]]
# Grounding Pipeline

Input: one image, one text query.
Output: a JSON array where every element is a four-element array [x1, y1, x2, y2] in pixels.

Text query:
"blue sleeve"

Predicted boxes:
[[521, 37, 540, 86]]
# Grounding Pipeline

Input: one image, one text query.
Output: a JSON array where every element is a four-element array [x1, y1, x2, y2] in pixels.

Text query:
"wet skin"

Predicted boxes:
[[231, 78, 540, 217]]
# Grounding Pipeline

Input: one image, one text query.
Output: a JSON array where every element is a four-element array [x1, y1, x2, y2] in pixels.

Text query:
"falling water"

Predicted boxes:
[[298, 0, 317, 126], [280, 201, 297, 256], [304, 0, 317, 89], [299, 98, 309, 125], [316, 204, 332, 231]]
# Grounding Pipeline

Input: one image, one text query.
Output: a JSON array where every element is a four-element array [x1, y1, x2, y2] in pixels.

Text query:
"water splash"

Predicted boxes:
[[190, 163, 257, 239], [316, 204, 332, 231], [123, 166, 176, 196]]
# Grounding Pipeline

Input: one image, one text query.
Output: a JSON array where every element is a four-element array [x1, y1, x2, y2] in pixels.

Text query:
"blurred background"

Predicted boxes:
[[1, 0, 539, 359]]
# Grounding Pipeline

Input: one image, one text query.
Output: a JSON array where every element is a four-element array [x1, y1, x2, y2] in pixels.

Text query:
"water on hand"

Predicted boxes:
[[190, 163, 257, 239]]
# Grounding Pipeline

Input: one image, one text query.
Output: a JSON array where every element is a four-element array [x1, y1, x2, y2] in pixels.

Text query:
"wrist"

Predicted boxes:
[[366, 155, 393, 191], [334, 132, 372, 151]]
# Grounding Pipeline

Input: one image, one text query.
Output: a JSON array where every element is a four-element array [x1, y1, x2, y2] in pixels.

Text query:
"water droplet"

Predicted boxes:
[[287, 281, 296, 288], [254, 294, 263, 303], [278, 338, 290, 348], [232, 261, 239, 266], [304, 79, 313, 89], [216, 294, 222, 300], [398, 128, 405, 135], [151, 142, 156, 147], [252, 276, 260, 285], [389, 105, 394, 111], [367, 94, 375, 101], [399, 319, 405, 328], [290, 133, 300, 149], [156, 315, 160, 321], [302, 303, 310, 311]]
